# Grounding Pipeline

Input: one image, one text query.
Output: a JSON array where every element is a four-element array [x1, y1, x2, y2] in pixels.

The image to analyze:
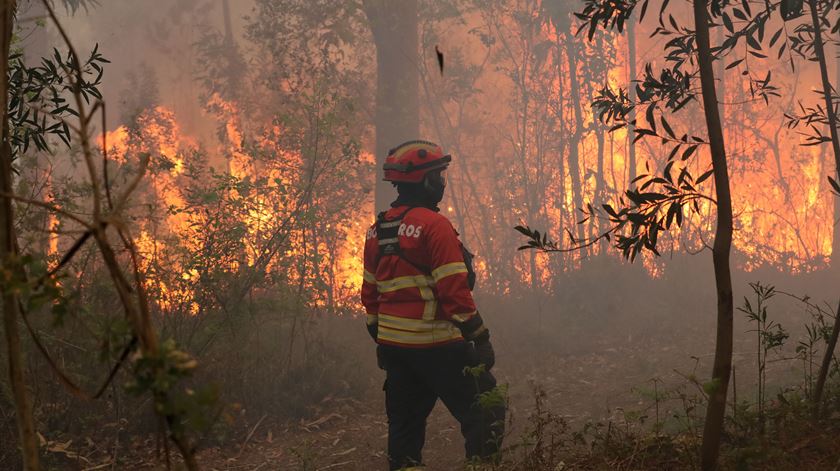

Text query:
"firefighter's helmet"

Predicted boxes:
[[383, 140, 451, 183]]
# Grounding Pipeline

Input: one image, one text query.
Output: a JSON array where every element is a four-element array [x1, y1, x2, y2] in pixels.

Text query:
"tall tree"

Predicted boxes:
[[0, 1, 40, 469], [626, 11, 637, 187], [835, 39, 840, 267], [363, 0, 420, 211], [802, 0, 840, 269], [693, 1, 734, 467], [523, 0, 752, 466]]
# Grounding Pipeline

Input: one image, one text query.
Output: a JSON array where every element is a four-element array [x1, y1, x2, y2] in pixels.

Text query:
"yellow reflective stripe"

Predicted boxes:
[[363, 270, 377, 284], [377, 275, 435, 293], [419, 286, 437, 320], [431, 262, 468, 282], [450, 311, 477, 323], [366, 314, 378, 326], [378, 324, 461, 344], [379, 314, 453, 332]]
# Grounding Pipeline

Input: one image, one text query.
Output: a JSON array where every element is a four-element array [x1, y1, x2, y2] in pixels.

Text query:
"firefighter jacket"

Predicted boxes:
[[361, 205, 482, 348]]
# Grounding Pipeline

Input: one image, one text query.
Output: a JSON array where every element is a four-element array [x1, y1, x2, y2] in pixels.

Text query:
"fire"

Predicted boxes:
[[97, 101, 372, 315], [79, 3, 837, 315]]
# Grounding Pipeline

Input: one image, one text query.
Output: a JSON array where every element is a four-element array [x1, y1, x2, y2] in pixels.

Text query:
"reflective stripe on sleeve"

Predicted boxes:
[[450, 311, 477, 323], [363, 270, 377, 284], [431, 262, 468, 282], [366, 313, 378, 326]]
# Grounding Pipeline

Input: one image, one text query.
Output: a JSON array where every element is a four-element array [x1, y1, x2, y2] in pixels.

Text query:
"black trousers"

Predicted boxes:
[[380, 342, 505, 470]]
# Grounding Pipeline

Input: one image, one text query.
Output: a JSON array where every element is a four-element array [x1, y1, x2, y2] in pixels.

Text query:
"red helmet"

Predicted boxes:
[[383, 140, 451, 183]]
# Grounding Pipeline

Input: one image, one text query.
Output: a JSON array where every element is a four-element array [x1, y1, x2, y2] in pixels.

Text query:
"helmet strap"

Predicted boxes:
[[422, 171, 446, 204]]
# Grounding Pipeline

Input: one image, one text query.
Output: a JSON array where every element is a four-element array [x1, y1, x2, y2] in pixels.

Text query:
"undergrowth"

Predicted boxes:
[[483, 282, 840, 470]]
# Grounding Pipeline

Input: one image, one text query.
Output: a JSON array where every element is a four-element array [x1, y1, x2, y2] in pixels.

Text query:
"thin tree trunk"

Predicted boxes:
[[806, 0, 840, 173], [812, 300, 840, 418], [627, 12, 637, 188], [812, 2, 840, 267], [695, 1, 734, 469], [0, 2, 39, 469], [363, 0, 420, 212], [595, 125, 606, 238], [593, 35, 606, 240], [834, 41, 840, 265], [565, 35, 587, 247]]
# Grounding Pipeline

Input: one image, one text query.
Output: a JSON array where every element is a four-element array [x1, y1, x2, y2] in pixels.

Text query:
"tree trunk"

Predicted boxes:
[[812, 300, 840, 418], [834, 40, 840, 266], [363, 0, 420, 212], [552, 31, 567, 273], [565, 34, 587, 247], [809, 0, 840, 267], [627, 12, 637, 188], [835, 38, 840, 260], [594, 124, 606, 237], [0, 2, 39, 469], [695, 2, 734, 470]]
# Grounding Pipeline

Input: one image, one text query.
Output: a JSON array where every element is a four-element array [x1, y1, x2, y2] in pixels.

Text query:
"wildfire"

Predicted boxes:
[[97, 101, 372, 314], [83, 6, 837, 315]]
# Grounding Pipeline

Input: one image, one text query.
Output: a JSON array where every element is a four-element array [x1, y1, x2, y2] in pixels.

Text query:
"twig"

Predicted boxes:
[[82, 461, 114, 471], [36, 1, 199, 468], [99, 100, 113, 210], [18, 298, 137, 400], [0, 191, 91, 227], [318, 461, 355, 470], [237, 414, 268, 458]]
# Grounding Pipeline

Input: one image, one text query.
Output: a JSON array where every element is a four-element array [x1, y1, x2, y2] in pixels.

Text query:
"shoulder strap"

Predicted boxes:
[[461, 245, 477, 291], [374, 207, 431, 274]]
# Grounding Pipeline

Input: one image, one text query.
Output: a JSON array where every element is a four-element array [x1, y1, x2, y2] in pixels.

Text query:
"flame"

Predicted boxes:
[[84, 5, 837, 314], [97, 101, 372, 314]]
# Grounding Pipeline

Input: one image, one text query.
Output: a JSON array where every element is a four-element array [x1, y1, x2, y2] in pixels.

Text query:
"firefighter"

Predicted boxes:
[[361, 140, 505, 470]]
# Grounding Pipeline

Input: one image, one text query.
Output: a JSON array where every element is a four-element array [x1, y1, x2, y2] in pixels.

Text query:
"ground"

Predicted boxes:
[[33, 279, 840, 470]]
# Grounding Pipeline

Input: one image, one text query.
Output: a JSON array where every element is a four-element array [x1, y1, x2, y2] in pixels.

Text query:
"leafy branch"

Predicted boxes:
[[517, 164, 716, 261]]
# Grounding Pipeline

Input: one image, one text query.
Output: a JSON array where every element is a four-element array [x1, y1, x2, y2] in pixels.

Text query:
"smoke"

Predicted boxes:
[[41, 0, 254, 147]]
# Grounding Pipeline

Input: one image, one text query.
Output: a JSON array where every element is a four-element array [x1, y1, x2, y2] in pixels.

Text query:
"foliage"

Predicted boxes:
[[8, 45, 108, 157], [518, 0, 799, 262], [738, 282, 788, 430], [0, 11, 209, 464]]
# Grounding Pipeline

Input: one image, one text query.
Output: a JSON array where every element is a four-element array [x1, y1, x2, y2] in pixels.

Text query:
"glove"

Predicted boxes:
[[453, 312, 488, 342], [473, 335, 495, 370]]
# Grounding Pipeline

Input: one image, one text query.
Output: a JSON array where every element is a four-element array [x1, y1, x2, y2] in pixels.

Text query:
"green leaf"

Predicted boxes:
[[722, 13, 734, 33], [768, 28, 783, 48], [696, 168, 715, 184], [660, 116, 675, 139], [828, 176, 840, 195], [725, 59, 744, 70], [681, 145, 699, 161]]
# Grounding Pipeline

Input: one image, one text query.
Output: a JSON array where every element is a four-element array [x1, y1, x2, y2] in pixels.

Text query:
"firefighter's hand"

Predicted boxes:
[[473, 337, 495, 370], [376, 344, 387, 370]]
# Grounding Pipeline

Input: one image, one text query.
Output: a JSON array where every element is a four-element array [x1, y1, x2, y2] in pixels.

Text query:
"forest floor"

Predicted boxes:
[[112, 324, 790, 470], [46, 329, 706, 470], [35, 282, 840, 470], [191, 330, 840, 471]]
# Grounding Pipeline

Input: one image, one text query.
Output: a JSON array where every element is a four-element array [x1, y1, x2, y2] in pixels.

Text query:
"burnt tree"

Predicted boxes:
[[363, 0, 420, 211]]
